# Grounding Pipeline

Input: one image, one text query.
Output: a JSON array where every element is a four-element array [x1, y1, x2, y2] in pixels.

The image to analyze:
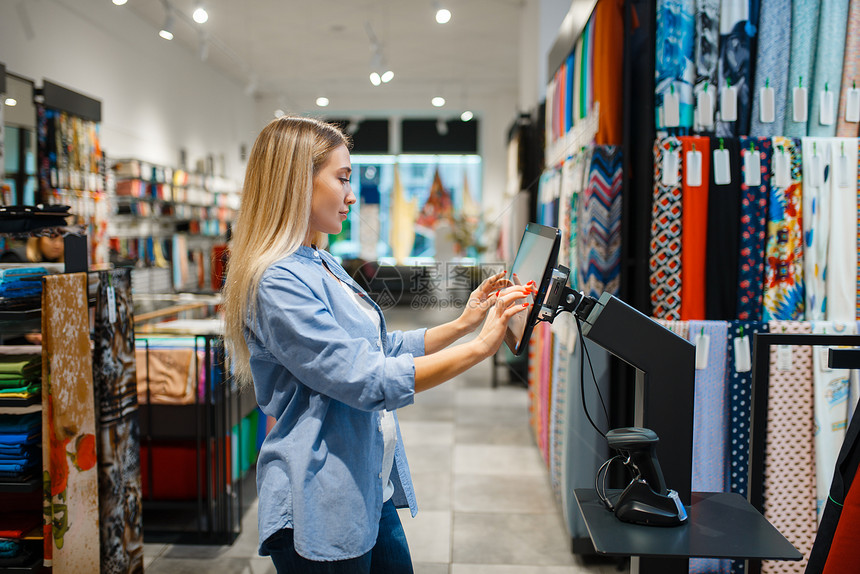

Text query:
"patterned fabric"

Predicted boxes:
[[837, 0, 860, 137], [693, 0, 720, 134], [92, 269, 144, 573], [655, 0, 695, 133], [705, 136, 741, 320], [579, 146, 623, 298], [650, 138, 683, 319], [808, 0, 850, 138], [41, 273, 99, 571], [762, 321, 816, 574], [763, 137, 804, 320], [548, 336, 570, 501], [749, 0, 792, 137], [715, 2, 759, 137], [826, 138, 858, 321], [801, 137, 831, 321], [784, 1, 821, 137], [566, 152, 589, 289], [812, 321, 856, 522], [680, 136, 710, 321], [737, 137, 772, 321]]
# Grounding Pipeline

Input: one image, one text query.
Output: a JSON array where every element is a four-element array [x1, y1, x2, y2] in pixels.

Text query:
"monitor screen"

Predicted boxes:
[[504, 223, 561, 355]]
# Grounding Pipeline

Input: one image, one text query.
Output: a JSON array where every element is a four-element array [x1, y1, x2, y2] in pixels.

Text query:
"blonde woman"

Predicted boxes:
[[223, 116, 531, 573]]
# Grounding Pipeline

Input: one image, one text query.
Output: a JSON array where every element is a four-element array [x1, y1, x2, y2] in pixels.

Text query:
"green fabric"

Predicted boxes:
[[0, 357, 40, 377], [579, 23, 589, 119], [0, 381, 41, 395]]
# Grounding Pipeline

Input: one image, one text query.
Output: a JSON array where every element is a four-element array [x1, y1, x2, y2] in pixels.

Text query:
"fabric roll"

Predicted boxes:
[[390, 167, 417, 265], [812, 321, 856, 522], [548, 336, 570, 501], [715, 2, 759, 137], [42, 273, 100, 571], [584, 16, 595, 118], [749, 0, 792, 137], [705, 136, 742, 320], [573, 36, 584, 126], [763, 137, 805, 320], [826, 138, 858, 321], [650, 138, 683, 319], [801, 137, 832, 321], [822, 464, 860, 572], [93, 269, 144, 574], [579, 146, 623, 298], [736, 137, 772, 321], [809, 0, 851, 138], [837, 0, 860, 136], [593, 0, 625, 145], [566, 152, 589, 289], [538, 322, 553, 462], [693, 0, 720, 134], [680, 136, 710, 320], [784, 1, 821, 137], [762, 321, 816, 574], [559, 158, 574, 270], [655, 0, 695, 133]]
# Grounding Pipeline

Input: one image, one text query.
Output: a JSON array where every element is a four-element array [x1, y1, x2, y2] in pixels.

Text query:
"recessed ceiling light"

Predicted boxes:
[[113, 0, 128, 5], [193, 6, 209, 24], [4, 98, 17, 107], [436, 8, 451, 24], [432, 96, 446, 107], [316, 97, 330, 107], [460, 110, 473, 122]]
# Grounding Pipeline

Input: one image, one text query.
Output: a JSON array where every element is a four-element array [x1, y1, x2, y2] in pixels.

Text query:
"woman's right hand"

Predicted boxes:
[[471, 285, 532, 359]]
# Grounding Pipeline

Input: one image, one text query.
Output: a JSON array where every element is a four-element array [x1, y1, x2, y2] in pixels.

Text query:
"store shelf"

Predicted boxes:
[[0, 474, 41, 494], [0, 552, 44, 574], [0, 394, 41, 411], [0, 307, 40, 321]]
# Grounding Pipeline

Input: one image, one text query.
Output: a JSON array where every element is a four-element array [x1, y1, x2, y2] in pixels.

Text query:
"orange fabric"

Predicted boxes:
[[680, 136, 710, 320], [593, 0, 625, 145]]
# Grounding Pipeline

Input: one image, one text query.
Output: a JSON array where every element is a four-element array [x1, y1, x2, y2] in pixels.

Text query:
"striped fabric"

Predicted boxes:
[[763, 137, 805, 320], [650, 138, 683, 319], [693, 0, 720, 134], [655, 0, 695, 133], [837, 0, 860, 137], [750, 0, 792, 137], [737, 137, 772, 321], [808, 0, 851, 138], [579, 146, 623, 298], [784, 1, 821, 137]]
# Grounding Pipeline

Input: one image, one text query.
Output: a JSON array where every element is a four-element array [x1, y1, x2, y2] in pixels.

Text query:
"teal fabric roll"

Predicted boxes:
[[655, 0, 696, 133], [809, 0, 851, 137], [749, 0, 792, 136], [784, 0, 821, 137]]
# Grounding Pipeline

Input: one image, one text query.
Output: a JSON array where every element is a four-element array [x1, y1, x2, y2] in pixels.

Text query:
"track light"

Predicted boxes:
[[316, 97, 330, 107], [381, 70, 394, 83], [370, 72, 382, 86], [432, 96, 446, 107], [460, 110, 473, 122], [159, 11, 174, 40], [192, 4, 208, 24]]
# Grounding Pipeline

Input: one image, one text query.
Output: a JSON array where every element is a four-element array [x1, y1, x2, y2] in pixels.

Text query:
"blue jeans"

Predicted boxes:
[[263, 499, 413, 573]]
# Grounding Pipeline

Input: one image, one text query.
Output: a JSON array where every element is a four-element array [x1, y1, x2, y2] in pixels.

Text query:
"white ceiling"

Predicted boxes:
[[123, 0, 525, 115]]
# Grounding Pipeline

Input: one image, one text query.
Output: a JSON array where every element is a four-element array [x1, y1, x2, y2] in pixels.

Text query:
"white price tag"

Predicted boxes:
[[760, 86, 775, 123], [837, 153, 850, 187], [661, 149, 680, 186], [820, 90, 835, 126], [847, 88, 860, 123], [743, 149, 761, 187], [777, 345, 793, 371], [721, 86, 738, 122], [713, 148, 731, 185], [808, 153, 823, 187], [697, 89, 715, 127], [793, 86, 808, 122], [664, 92, 680, 127], [107, 285, 117, 324], [695, 332, 710, 370], [686, 150, 703, 187], [773, 150, 792, 187], [734, 334, 752, 372]]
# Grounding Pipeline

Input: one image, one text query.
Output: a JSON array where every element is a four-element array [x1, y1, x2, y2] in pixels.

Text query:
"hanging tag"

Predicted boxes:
[[760, 86, 776, 123], [808, 153, 823, 187], [820, 348, 833, 372], [820, 89, 835, 126], [837, 152, 850, 187], [847, 88, 860, 123], [107, 285, 117, 324], [695, 332, 710, 370], [773, 149, 791, 187], [776, 345, 793, 371], [793, 87, 808, 122], [734, 334, 752, 372], [743, 149, 761, 187], [697, 89, 715, 127], [721, 86, 738, 121], [664, 91, 681, 127], [686, 150, 703, 186], [661, 148, 680, 186], [713, 147, 731, 184]]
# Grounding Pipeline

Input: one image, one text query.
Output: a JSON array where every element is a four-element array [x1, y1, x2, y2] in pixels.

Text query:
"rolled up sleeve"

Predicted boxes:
[[386, 328, 427, 358], [253, 272, 416, 412]]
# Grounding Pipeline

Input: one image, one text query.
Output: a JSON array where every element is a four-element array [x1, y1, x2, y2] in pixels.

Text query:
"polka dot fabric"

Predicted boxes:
[[762, 321, 816, 574]]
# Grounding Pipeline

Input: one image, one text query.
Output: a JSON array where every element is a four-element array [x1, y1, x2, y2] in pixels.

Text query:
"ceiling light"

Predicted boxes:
[[381, 70, 394, 83], [460, 110, 473, 122], [369, 72, 382, 86], [4, 98, 17, 107], [159, 12, 174, 40], [316, 97, 330, 107], [112, 0, 128, 5], [432, 96, 446, 107], [436, 8, 451, 24], [192, 5, 208, 24]]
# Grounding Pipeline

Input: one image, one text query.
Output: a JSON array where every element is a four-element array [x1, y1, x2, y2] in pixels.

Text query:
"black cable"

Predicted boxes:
[[575, 315, 611, 426], [577, 316, 607, 440]]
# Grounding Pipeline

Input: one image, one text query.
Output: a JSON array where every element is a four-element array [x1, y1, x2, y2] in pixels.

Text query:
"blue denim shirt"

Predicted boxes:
[[245, 245, 426, 561]]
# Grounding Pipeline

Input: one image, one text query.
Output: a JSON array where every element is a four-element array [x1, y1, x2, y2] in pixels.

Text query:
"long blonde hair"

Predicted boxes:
[[223, 116, 350, 386]]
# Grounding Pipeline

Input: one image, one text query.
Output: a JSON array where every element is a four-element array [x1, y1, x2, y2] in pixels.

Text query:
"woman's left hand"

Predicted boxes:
[[458, 271, 516, 332]]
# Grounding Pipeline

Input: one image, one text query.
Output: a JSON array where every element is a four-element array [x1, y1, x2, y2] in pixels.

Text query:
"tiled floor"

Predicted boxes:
[[143, 308, 626, 573]]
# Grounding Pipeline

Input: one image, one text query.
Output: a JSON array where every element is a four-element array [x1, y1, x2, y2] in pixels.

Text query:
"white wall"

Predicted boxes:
[[519, 0, 573, 113], [0, 0, 257, 182]]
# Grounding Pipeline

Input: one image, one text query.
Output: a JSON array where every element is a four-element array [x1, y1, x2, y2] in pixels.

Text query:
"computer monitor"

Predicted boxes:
[[503, 223, 561, 355]]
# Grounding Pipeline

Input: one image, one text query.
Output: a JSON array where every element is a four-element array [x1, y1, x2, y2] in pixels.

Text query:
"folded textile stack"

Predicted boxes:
[[0, 267, 49, 301], [0, 355, 41, 403], [0, 412, 41, 478]]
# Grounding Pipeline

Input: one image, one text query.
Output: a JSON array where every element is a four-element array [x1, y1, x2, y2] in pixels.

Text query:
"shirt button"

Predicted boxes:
[[313, 251, 319, 257]]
